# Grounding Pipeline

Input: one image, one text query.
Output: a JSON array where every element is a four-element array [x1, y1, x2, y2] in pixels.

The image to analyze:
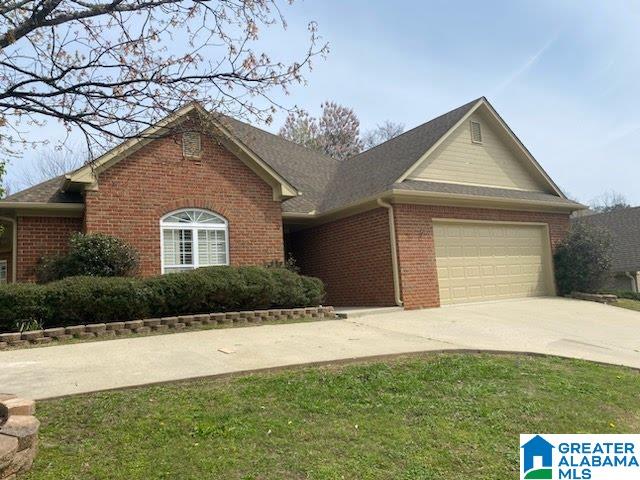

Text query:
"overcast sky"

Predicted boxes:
[[6, 0, 640, 205]]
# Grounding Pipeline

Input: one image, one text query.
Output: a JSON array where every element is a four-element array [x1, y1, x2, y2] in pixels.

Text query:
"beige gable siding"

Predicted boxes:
[[408, 113, 549, 192]]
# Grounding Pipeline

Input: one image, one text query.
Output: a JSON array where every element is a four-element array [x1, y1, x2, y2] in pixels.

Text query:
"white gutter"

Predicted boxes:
[[624, 272, 638, 293], [0, 202, 84, 211], [377, 198, 403, 307]]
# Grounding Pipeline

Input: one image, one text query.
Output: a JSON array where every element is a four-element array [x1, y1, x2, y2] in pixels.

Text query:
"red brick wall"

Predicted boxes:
[[394, 204, 570, 309], [84, 130, 284, 276], [0, 252, 11, 283], [16, 216, 83, 282], [289, 208, 396, 307]]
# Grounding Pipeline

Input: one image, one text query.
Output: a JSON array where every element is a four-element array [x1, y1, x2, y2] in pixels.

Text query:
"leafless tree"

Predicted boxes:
[[589, 190, 631, 213], [0, 0, 328, 164], [279, 101, 363, 160], [361, 120, 404, 150], [11, 144, 86, 189]]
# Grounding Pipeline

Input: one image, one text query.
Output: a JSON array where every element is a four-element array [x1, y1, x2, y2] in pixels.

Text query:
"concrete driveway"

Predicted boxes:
[[0, 297, 638, 399]]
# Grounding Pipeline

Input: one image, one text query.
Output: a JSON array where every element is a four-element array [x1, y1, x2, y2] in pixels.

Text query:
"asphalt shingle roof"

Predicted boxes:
[[2, 98, 578, 215], [3, 175, 82, 204], [574, 207, 640, 272], [311, 99, 481, 212], [217, 116, 340, 214], [393, 180, 581, 205]]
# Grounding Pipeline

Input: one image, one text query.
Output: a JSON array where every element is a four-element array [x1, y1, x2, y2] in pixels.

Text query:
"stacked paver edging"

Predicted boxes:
[[0, 306, 336, 349], [0, 395, 38, 478], [569, 292, 618, 304]]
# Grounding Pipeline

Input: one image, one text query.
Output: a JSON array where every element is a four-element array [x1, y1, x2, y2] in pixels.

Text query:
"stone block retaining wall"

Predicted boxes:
[[569, 292, 618, 304], [0, 306, 336, 349], [0, 395, 38, 478]]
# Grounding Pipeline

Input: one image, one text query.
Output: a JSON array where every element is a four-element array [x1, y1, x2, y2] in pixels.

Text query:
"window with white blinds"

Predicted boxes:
[[161, 209, 228, 273], [0, 260, 6, 284]]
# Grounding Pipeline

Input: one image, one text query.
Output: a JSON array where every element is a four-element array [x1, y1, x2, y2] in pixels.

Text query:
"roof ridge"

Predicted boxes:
[[343, 97, 483, 163]]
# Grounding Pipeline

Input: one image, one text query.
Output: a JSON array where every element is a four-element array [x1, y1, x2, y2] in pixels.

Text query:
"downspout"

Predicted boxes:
[[377, 198, 403, 307], [624, 272, 638, 293]]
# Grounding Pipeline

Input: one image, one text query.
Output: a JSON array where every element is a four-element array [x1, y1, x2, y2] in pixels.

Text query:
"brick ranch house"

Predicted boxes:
[[0, 97, 585, 308]]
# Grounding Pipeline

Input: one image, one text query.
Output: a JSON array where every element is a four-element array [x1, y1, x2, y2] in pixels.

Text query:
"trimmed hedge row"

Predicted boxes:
[[0, 266, 325, 333]]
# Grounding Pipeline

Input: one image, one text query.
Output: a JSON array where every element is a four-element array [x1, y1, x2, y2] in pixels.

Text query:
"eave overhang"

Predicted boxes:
[[282, 189, 586, 228]]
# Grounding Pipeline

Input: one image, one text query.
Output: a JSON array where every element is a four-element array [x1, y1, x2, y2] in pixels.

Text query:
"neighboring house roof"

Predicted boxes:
[[573, 207, 640, 273], [0, 97, 585, 216]]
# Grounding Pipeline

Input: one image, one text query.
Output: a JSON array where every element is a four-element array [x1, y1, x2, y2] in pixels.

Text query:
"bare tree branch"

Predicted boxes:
[[0, 0, 328, 160]]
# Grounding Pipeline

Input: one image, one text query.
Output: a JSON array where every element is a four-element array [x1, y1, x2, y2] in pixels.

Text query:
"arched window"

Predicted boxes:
[[160, 209, 229, 273]]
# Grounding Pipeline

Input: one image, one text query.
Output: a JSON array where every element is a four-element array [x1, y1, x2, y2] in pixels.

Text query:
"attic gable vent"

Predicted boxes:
[[182, 131, 202, 158], [470, 121, 482, 144]]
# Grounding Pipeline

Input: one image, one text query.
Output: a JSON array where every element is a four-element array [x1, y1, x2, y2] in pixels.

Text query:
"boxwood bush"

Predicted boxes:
[[0, 266, 325, 333]]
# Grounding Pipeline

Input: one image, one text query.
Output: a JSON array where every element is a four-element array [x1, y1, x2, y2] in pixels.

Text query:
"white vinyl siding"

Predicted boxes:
[[161, 209, 229, 273], [433, 221, 554, 305], [409, 113, 549, 191]]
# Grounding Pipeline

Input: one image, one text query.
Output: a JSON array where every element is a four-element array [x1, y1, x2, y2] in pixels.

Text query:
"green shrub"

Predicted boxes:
[[43, 276, 151, 324], [300, 275, 324, 306], [268, 267, 308, 308], [0, 266, 325, 332], [611, 291, 640, 301], [0, 283, 48, 328], [36, 233, 139, 283], [554, 222, 612, 295]]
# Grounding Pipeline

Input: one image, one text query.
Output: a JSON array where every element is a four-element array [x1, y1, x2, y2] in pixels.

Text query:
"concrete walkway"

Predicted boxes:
[[0, 297, 638, 399]]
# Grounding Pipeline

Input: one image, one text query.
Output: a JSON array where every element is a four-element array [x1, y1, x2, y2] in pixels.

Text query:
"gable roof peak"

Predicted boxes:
[[345, 97, 484, 163]]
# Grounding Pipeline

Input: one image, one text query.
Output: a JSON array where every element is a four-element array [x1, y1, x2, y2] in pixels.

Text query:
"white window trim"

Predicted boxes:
[[160, 208, 230, 274], [0, 259, 6, 284]]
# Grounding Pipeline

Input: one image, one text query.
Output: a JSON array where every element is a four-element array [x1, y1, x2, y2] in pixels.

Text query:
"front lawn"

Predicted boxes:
[[614, 298, 640, 312], [26, 354, 640, 480]]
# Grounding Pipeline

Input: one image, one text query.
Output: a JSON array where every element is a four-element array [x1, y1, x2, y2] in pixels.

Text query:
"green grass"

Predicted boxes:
[[614, 298, 640, 312], [26, 353, 640, 480]]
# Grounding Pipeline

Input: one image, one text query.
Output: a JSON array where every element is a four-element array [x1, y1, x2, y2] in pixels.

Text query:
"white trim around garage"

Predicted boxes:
[[432, 218, 557, 303]]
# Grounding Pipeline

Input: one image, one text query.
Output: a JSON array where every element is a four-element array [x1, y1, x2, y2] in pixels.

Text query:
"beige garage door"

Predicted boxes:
[[433, 221, 554, 305]]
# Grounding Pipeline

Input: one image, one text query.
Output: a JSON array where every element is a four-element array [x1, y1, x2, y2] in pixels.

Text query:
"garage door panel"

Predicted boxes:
[[434, 221, 553, 305], [465, 266, 480, 277]]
